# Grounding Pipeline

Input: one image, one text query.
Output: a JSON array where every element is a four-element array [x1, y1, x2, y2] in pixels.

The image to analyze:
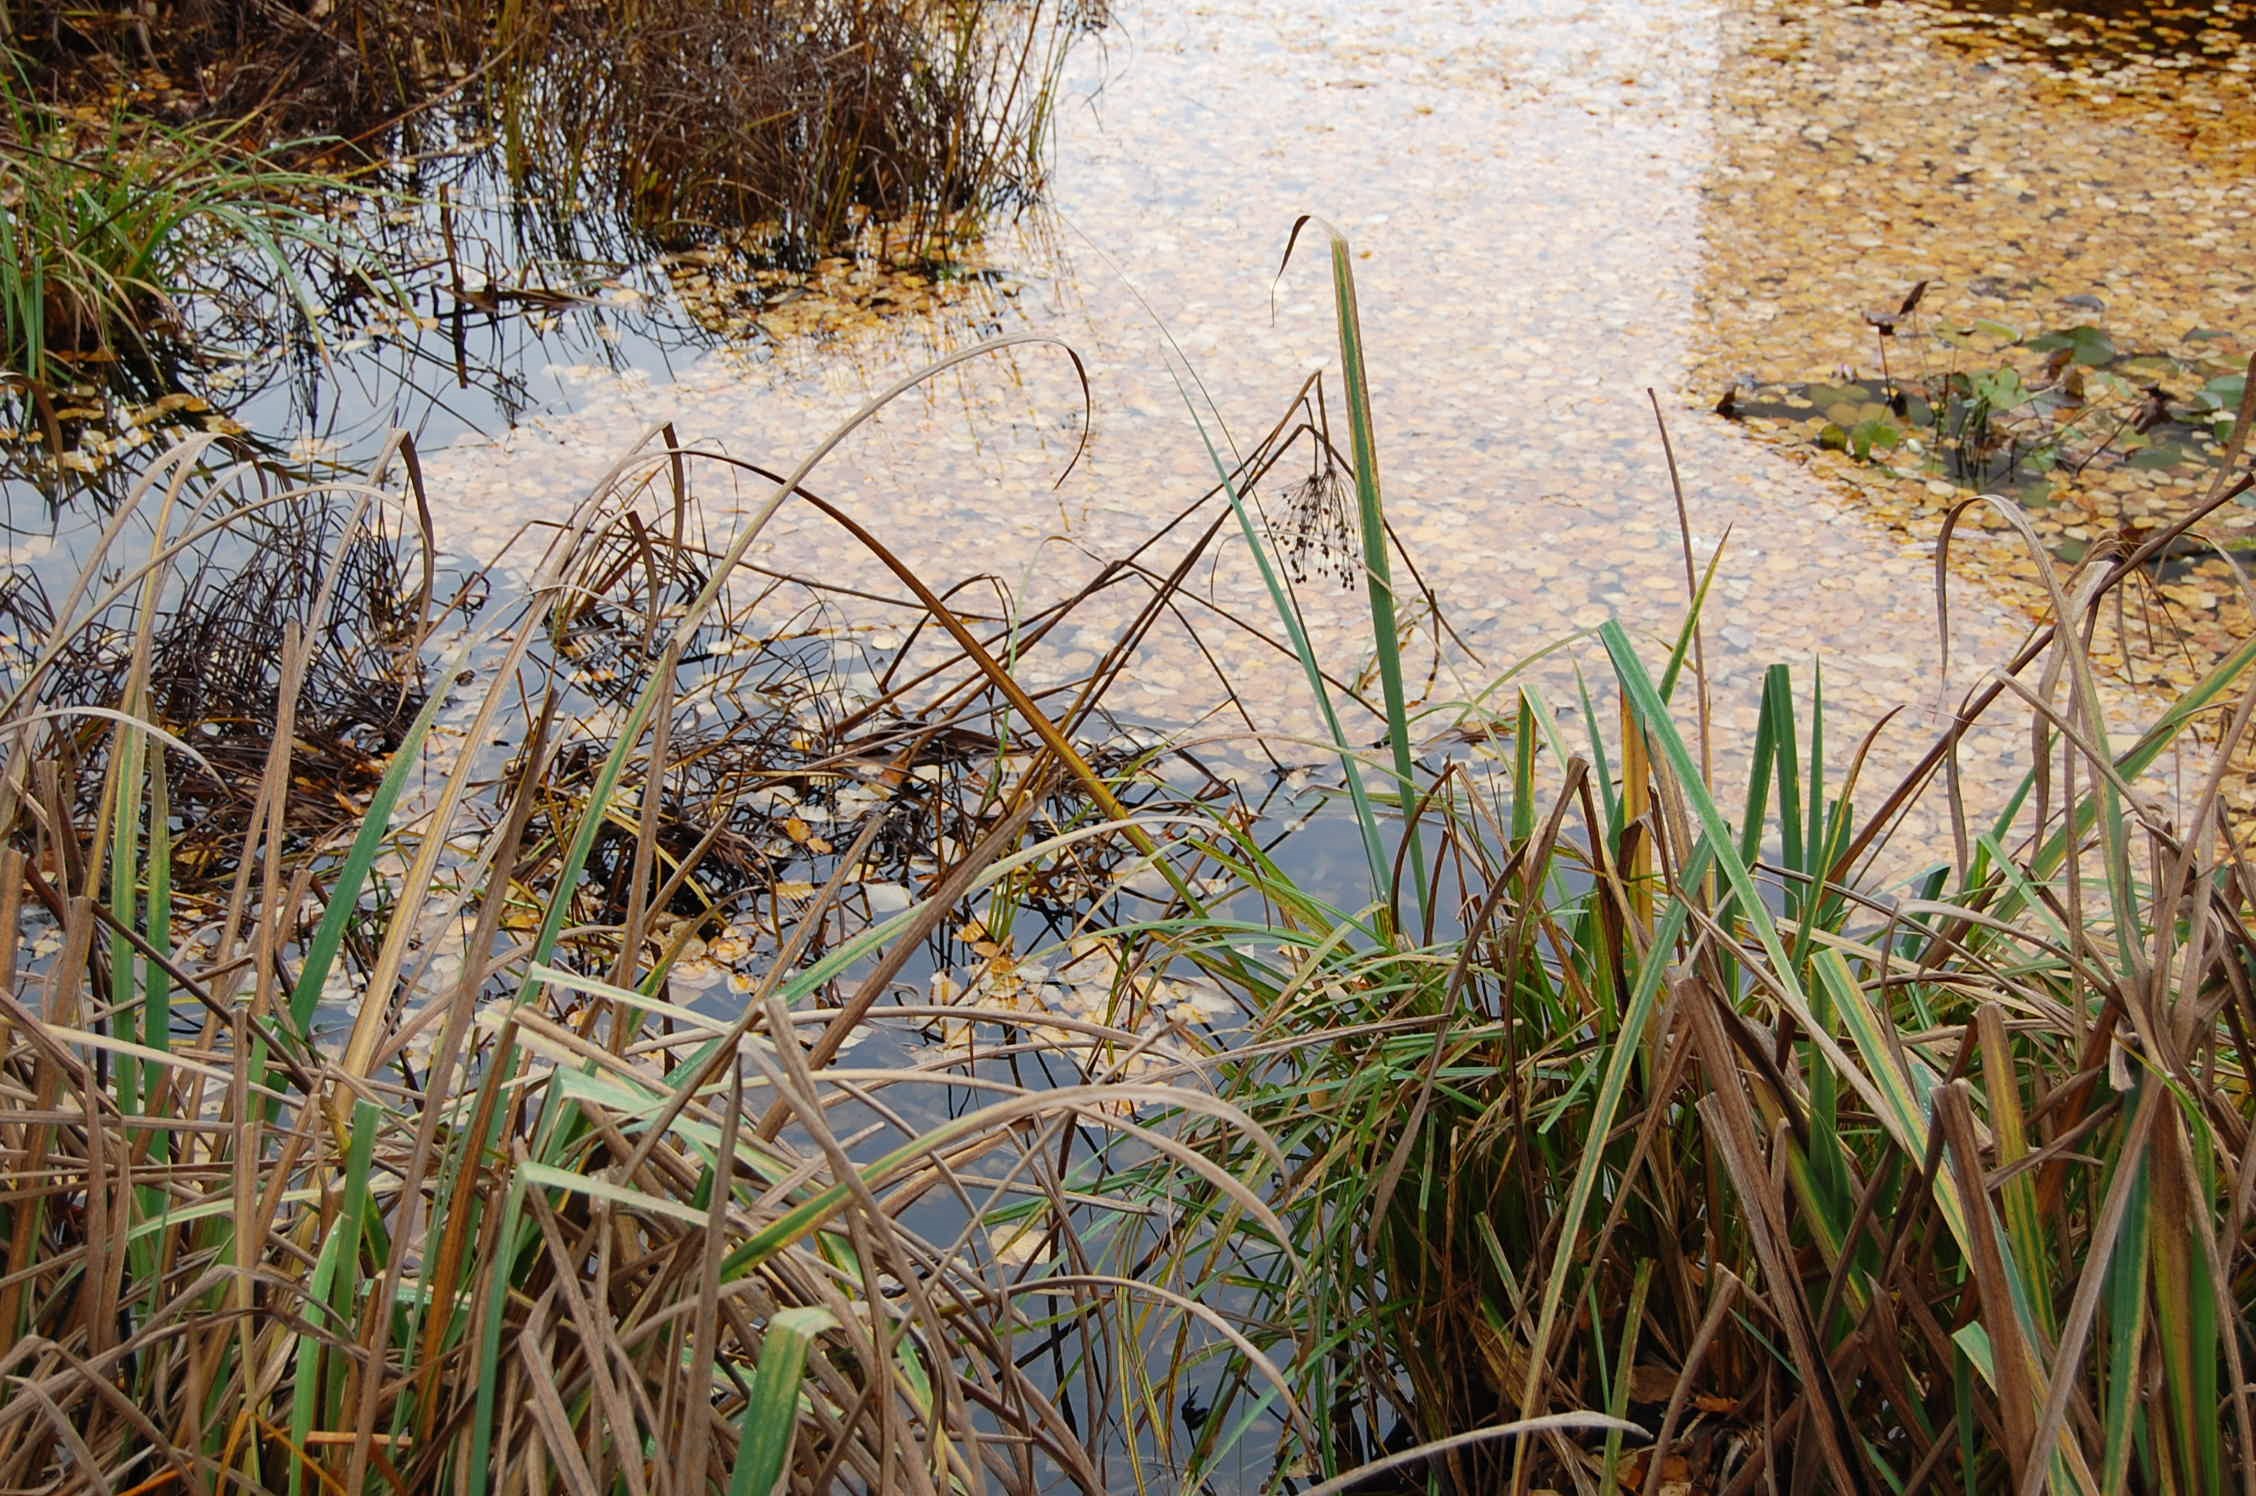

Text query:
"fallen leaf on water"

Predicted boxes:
[[780, 815, 833, 853], [986, 1219, 1051, 1267]]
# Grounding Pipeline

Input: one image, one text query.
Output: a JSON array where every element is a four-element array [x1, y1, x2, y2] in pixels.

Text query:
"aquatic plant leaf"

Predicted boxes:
[[2027, 324, 2116, 367], [728, 1308, 839, 1496]]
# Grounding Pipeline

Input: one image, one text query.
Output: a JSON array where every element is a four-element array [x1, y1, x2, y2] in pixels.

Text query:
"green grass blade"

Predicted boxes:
[[1313, 222, 1428, 928], [285, 682, 450, 1037], [726, 1307, 839, 1496]]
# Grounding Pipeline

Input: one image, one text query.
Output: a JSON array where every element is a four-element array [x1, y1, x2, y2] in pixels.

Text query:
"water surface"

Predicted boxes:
[[411, 0, 2244, 853]]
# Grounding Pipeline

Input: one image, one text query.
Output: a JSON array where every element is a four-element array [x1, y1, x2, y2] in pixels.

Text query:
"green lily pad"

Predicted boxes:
[[2196, 373, 2246, 412], [2028, 324, 2116, 366]]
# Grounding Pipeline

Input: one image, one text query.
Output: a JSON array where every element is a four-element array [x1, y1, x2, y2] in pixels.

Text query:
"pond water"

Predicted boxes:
[[11, 0, 2252, 850], [1692, 0, 2256, 691], [356, 0, 2249, 857]]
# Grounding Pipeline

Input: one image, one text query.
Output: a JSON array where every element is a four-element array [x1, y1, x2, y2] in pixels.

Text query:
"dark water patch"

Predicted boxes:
[[1897, 0, 2256, 74], [2, 143, 713, 510]]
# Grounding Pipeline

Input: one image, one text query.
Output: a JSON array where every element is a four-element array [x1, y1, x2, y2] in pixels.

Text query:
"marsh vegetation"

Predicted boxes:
[[5, 3, 2256, 1494]]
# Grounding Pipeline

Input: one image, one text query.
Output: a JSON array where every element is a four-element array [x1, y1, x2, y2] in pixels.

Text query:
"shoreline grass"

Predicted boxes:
[[0, 55, 388, 436], [0, 226, 2252, 1494], [6, 1, 1093, 261]]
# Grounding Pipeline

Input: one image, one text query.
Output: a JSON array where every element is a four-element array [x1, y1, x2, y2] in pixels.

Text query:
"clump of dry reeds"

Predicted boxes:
[[0, 360, 1327, 1491], [9, 0, 1093, 258], [2, 443, 435, 880], [482, 0, 1094, 256]]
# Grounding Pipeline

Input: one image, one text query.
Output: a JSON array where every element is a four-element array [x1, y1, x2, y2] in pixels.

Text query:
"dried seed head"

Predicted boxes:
[[1280, 464, 1355, 590]]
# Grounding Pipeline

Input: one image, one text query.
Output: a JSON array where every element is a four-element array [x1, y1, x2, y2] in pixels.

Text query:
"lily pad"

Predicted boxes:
[[2028, 324, 2116, 367], [2196, 373, 2246, 413]]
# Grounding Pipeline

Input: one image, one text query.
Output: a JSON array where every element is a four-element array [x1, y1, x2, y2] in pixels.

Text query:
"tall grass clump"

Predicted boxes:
[[0, 352, 1326, 1492], [0, 55, 373, 424], [1068, 225, 2256, 1491], [470, 0, 1095, 256], [7, 0, 1096, 260]]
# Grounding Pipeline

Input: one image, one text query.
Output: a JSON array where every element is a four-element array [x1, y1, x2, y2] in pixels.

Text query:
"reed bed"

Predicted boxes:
[[3, 0, 1091, 496], [0, 54, 379, 435], [0, 361, 1327, 1492], [7, 0, 1093, 257], [0, 233, 2253, 1495]]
